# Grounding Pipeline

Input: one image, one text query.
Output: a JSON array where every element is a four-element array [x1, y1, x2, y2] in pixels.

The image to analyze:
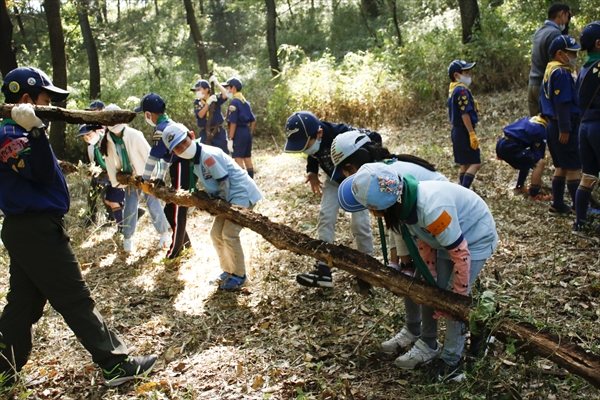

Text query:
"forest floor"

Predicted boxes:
[[1, 90, 600, 399]]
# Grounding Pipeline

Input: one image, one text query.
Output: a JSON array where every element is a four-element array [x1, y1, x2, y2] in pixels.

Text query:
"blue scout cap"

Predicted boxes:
[[86, 100, 105, 110], [2, 66, 69, 102], [284, 111, 321, 152], [448, 60, 476, 79], [338, 163, 403, 212], [223, 78, 242, 91], [162, 123, 190, 151], [77, 123, 103, 136], [191, 79, 210, 92], [330, 131, 372, 182], [134, 93, 166, 113], [580, 21, 600, 52], [549, 35, 581, 56]]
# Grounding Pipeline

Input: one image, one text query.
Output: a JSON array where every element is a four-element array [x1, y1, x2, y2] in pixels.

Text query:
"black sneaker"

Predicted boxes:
[[296, 269, 333, 288], [429, 359, 466, 383], [549, 204, 574, 215], [102, 354, 158, 387]]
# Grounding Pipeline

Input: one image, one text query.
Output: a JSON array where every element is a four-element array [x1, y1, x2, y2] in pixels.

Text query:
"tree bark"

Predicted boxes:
[[44, 0, 68, 159], [457, 0, 480, 44], [361, 0, 378, 18], [265, 0, 279, 75], [114, 173, 600, 389], [387, 0, 402, 47], [183, 0, 208, 76], [12, 6, 26, 39], [76, 0, 101, 99], [0, 104, 136, 125], [0, 0, 18, 77]]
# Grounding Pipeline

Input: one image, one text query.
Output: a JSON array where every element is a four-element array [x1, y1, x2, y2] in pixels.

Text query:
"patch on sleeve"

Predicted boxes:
[[426, 210, 452, 236], [228, 105, 237, 112], [204, 156, 216, 168], [0, 137, 29, 162]]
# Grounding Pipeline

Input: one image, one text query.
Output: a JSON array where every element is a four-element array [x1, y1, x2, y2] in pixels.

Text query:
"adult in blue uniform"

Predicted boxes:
[[540, 35, 581, 215], [574, 22, 600, 235], [496, 115, 550, 200], [224, 78, 256, 178], [191, 76, 229, 155], [136, 93, 190, 258], [0, 66, 156, 386]]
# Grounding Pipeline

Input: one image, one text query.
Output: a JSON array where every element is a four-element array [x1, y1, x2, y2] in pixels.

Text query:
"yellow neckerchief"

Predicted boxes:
[[530, 115, 548, 128], [542, 61, 571, 99], [233, 92, 246, 104], [448, 82, 469, 99]]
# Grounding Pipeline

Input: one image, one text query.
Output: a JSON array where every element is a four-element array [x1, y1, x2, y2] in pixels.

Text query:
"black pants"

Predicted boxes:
[[164, 160, 193, 258], [0, 213, 128, 374]]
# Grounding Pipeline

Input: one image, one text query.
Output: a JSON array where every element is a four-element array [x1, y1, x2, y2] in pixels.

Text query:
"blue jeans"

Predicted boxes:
[[122, 187, 169, 240]]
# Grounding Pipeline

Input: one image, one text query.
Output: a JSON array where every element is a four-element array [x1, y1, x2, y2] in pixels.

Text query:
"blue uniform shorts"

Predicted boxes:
[[451, 126, 481, 165], [546, 119, 581, 170], [579, 120, 600, 176], [105, 185, 125, 203], [496, 137, 539, 170], [200, 126, 229, 155], [232, 126, 252, 159]]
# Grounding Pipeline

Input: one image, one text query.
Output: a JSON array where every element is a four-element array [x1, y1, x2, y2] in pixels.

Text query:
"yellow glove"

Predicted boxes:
[[469, 131, 479, 150], [140, 182, 152, 195]]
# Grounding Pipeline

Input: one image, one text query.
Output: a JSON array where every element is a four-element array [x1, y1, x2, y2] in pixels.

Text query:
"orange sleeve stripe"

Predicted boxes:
[[426, 210, 452, 236]]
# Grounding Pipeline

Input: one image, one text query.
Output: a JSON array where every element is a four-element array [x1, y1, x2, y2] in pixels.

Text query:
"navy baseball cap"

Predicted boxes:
[[284, 111, 321, 152], [134, 93, 166, 113], [1, 66, 69, 102], [86, 100, 105, 110], [223, 78, 242, 91], [191, 79, 210, 92], [549, 35, 581, 56], [77, 123, 103, 136], [448, 60, 476, 78], [580, 21, 600, 52]]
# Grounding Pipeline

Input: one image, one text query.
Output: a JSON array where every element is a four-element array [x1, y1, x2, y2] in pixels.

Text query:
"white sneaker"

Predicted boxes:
[[158, 232, 172, 249], [123, 238, 133, 252], [394, 339, 441, 369], [381, 327, 419, 354]]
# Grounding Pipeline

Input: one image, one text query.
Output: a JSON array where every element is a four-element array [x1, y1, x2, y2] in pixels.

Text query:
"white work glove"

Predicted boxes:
[[227, 139, 234, 154], [207, 95, 217, 105], [209, 76, 219, 85], [11, 103, 45, 131]]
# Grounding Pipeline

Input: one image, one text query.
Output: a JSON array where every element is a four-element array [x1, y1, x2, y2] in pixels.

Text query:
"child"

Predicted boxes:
[[540, 35, 582, 215], [574, 22, 600, 236], [495, 115, 551, 201], [339, 163, 497, 382], [284, 111, 379, 289], [224, 78, 256, 177], [447, 60, 480, 189], [161, 123, 262, 290], [192, 77, 229, 155]]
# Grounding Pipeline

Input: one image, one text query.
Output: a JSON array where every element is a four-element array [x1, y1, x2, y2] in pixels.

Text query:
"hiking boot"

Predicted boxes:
[[429, 358, 466, 383], [512, 186, 528, 196], [158, 232, 172, 249], [528, 193, 552, 201], [123, 238, 133, 252], [296, 268, 333, 288], [549, 203, 573, 215], [102, 354, 158, 387], [394, 339, 441, 369], [381, 327, 419, 354], [209, 271, 230, 285], [219, 274, 246, 290]]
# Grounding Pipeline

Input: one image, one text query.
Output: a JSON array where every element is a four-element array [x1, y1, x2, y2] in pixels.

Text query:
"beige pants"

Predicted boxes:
[[210, 216, 246, 277]]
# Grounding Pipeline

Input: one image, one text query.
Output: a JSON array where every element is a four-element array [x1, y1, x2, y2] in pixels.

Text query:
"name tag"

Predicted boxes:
[[0, 137, 29, 162]]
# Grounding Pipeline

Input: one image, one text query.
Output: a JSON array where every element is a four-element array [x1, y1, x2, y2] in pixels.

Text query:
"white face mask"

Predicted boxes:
[[225, 90, 233, 99], [559, 24, 566, 31], [303, 139, 321, 156], [196, 90, 204, 100], [457, 74, 472, 86], [567, 55, 577, 68], [144, 112, 156, 127], [177, 142, 197, 159], [85, 132, 101, 146], [109, 124, 126, 134]]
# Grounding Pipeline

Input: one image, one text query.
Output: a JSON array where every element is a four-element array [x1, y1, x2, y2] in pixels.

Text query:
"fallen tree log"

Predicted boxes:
[[117, 173, 600, 389], [0, 104, 136, 125]]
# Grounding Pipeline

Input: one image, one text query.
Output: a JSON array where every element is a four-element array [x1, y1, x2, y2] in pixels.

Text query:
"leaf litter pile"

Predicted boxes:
[[0, 91, 599, 399]]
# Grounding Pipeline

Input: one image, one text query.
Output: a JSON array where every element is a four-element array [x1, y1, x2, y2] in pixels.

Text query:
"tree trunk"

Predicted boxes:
[[0, 104, 137, 125], [112, 173, 600, 389], [387, 0, 402, 47], [199, 0, 204, 15], [361, 0, 378, 18], [0, 0, 18, 77], [76, 0, 101, 99], [12, 6, 26, 39], [457, 0, 480, 44], [44, 0, 68, 159], [183, 0, 208, 76], [265, 0, 279, 75], [154, 0, 159, 16]]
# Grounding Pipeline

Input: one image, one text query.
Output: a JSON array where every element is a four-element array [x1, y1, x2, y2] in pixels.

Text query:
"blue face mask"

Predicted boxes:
[[303, 138, 321, 156]]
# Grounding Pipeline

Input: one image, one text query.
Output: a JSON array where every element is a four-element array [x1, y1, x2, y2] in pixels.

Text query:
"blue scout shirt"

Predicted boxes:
[[540, 62, 580, 132], [149, 116, 179, 164], [503, 116, 547, 161], [447, 83, 478, 127], [226, 96, 256, 128], [0, 119, 69, 216], [191, 142, 262, 207], [194, 96, 227, 128], [576, 59, 600, 122]]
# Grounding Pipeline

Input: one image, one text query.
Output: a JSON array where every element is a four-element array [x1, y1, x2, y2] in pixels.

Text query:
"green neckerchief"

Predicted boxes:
[[0, 118, 17, 127], [157, 114, 170, 125], [188, 142, 199, 193], [110, 130, 133, 173], [93, 142, 106, 169], [584, 51, 600, 67], [398, 174, 437, 286]]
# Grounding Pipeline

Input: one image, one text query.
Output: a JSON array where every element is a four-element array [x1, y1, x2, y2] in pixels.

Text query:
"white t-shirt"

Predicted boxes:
[[386, 160, 448, 182]]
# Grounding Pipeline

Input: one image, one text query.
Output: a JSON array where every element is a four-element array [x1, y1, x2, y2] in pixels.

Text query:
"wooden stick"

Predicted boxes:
[[0, 104, 136, 125]]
